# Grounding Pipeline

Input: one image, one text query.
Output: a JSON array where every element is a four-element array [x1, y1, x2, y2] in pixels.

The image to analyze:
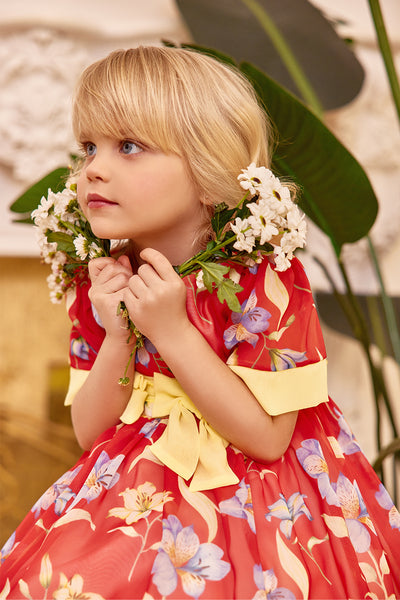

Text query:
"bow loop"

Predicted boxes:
[[120, 371, 239, 491]]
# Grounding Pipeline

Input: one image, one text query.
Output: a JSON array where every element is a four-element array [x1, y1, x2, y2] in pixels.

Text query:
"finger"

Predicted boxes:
[[128, 273, 149, 299], [88, 257, 117, 281], [117, 254, 133, 273], [136, 262, 161, 287], [90, 260, 132, 289], [139, 248, 177, 281]]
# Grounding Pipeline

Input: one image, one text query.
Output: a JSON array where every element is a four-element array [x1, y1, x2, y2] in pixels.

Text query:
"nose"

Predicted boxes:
[[85, 151, 110, 182]]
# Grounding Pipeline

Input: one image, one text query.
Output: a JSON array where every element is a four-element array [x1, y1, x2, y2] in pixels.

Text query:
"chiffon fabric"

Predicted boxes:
[[1, 257, 399, 599]]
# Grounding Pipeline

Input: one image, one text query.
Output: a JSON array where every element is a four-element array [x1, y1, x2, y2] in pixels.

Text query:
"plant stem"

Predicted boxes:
[[337, 257, 398, 443], [239, 0, 324, 118], [177, 234, 238, 275], [368, 0, 400, 124], [367, 235, 400, 367]]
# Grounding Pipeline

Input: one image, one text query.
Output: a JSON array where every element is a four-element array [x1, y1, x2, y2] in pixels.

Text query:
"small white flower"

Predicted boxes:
[[89, 242, 104, 259], [259, 177, 291, 206], [280, 230, 304, 255], [52, 187, 76, 217], [31, 193, 55, 224], [287, 206, 307, 239], [47, 272, 65, 303], [274, 247, 292, 272], [238, 163, 274, 195], [228, 268, 241, 284], [50, 252, 67, 272], [231, 217, 256, 253], [196, 270, 206, 291], [247, 201, 279, 245], [73, 234, 89, 260]]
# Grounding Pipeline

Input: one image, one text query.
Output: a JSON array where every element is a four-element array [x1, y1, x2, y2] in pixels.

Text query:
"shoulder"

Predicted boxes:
[[224, 254, 326, 366], [235, 254, 313, 312]]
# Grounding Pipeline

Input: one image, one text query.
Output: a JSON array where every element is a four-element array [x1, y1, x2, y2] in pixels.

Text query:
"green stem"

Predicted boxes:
[[337, 257, 398, 440], [177, 234, 238, 275], [239, 0, 324, 118], [367, 235, 400, 367], [368, 0, 400, 124], [366, 295, 388, 356]]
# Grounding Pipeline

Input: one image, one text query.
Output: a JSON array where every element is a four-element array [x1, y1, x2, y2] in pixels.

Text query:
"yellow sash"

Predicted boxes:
[[121, 372, 239, 492]]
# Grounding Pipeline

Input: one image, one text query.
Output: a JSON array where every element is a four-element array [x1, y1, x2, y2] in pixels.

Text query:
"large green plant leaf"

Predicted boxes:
[[176, 0, 364, 110], [240, 62, 378, 254], [10, 167, 70, 223]]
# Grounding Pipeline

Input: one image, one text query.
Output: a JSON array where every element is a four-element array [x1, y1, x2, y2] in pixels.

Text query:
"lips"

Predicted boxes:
[[87, 193, 118, 209]]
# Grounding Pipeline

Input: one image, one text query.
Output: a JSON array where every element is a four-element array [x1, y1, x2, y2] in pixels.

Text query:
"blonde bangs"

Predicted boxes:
[[72, 49, 181, 154]]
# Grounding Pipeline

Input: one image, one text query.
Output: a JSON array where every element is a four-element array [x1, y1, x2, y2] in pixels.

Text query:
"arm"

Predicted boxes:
[[71, 255, 136, 450], [123, 248, 297, 463]]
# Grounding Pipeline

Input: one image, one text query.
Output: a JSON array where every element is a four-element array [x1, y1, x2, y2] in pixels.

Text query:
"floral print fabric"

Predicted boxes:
[[0, 257, 399, 599]]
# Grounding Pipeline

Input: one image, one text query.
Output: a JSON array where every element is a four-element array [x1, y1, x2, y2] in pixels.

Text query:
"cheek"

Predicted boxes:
[[76, 174, 86, 208]]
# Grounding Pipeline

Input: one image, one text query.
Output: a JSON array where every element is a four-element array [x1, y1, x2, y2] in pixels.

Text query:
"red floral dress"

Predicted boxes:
[[1, 257, 399, 599]]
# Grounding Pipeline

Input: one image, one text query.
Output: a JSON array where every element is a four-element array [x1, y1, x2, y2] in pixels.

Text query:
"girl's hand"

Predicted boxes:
[[123, 248, 189, 345], [88, 255, 134, 342]]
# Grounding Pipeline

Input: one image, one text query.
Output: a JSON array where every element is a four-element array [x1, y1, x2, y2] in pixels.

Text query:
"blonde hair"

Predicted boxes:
[[72, 46, 275, 247]]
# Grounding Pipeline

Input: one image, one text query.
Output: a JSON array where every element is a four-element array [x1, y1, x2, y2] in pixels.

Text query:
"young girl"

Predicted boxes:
[[1, 46, 399, 599]]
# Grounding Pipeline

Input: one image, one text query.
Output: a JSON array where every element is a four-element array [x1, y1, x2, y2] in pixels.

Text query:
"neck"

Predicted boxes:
[[129, 233, 203, 268]]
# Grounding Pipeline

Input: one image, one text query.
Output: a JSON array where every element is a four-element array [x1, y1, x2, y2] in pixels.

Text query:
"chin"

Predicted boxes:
[[89, 224, 123, 241]]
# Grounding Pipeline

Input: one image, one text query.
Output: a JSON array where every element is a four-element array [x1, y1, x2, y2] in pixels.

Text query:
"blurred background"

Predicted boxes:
[[0, 0, 399, 543]]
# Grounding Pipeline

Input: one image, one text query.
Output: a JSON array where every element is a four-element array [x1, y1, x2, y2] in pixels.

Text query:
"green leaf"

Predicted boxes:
[[10, 167, 70, 222], [176, 0, 364, 110], [211, 206, 236, 237], [216, 278, 243, 312], [181, 43, 238, 68], [239, 62, 378, 254], [198, 261, 243, 310], [47, 231, 76, 254], [199, 261, 231, 292]]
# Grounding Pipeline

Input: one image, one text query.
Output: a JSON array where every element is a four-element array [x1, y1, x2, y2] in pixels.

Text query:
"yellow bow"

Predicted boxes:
[[120, 372, 239, 492]]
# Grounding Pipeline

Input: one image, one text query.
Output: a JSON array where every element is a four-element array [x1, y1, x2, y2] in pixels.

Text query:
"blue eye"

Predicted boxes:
[[121, 140, 142, 155], [85, 143, 97, 156]]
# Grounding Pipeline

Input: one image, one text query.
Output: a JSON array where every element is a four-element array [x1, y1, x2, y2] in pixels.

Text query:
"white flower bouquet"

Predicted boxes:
[[33, 164, 306, 383]]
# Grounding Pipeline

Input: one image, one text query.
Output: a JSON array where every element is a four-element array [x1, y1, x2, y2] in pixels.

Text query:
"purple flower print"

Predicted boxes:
[[136, 337, 157, 367], [31, 465, 83, 517], [334, 408, 362, 455], [375, 484, 400, 531], [151, 515, 230, 598], [0, 532, 16, 564], [332, 473, 374, 554], [70, 336, 90, 361], [296, 439, 338, 506], [252, 565, 296, 600], [219, 478, 255, 533], [223, 289, 271, 349], [265, 492, 312, 539], [269, 348, 307, 371], [68, 451, 124, 509], [139, 418, 162, 439]]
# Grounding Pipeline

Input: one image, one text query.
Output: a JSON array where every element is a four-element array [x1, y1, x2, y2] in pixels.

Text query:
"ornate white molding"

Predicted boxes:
[[0, 29, 88, 183]]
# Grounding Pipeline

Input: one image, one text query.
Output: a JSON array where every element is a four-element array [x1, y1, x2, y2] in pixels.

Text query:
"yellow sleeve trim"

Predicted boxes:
[[64, 368, 90, 406], [229, 359, 328, 415]]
